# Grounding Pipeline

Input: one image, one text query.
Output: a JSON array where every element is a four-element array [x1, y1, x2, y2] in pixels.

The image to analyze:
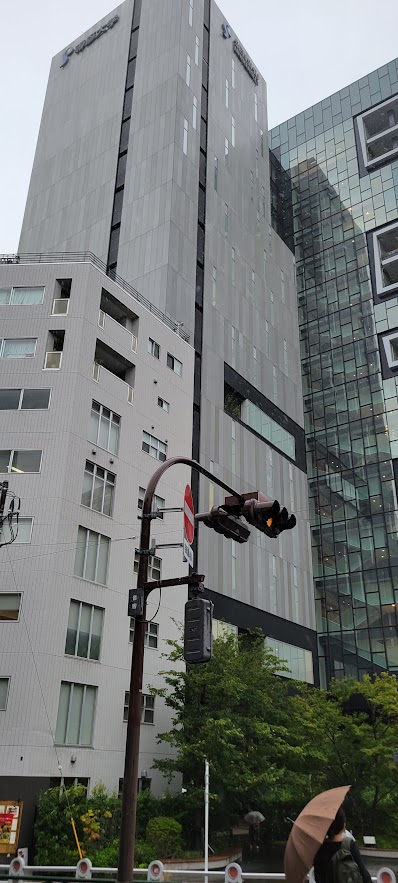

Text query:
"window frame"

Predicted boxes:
[[134, 550, 162, 581], [74, 526, 110, 586], [142, 431, 167, 461], [0, 517, 33, 545], [0, 677, 10, 710], [372, 221, 398, 296], [0, 593, 22, 622], [357, 96, 398, 171], [123, 691, 155, 724], [89, 400, 120, 455], [0, 286, 45, 306], [0, 338, 37, 359], [55, 681, 97, 746], [0, 450, 43, 474], [157, 396, 170, 413], [138, 487, 165, 519], [129, 619, 159, 648], [81, 460, 115, 517], [0, 388, 51, 411], [166, 353, 183, 376], [148, 338, 160, 359], [65, 599, 104, 661]]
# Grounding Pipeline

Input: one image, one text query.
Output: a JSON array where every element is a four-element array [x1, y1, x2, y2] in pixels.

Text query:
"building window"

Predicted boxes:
[[65, 600, 104, 661], [134, 550, 162, 581], [167, 353, 183, 375], [129, 619, 159, 648], [189, 0, 193, 26], [74, 527, 110, 585], [186, 54, 191, 87], [381, 329, 398, 369], [0, 678, 10, 710], [81, 462, 115, 516], [254, 91, 258, 121], [212, 266, 217, 306], [225, 137, 229, 166], [193, 96, 197, 130], [183, 118, 188, 155], [266, 637, 314, 684], [55, 681, 97, 746], [157, 396, 170, 412], [49, 777, 89, 793], [372, 221, 398, 296], [0, 388, 51, 410], [0, 450, 42, 474], [225, 78, 229, 108], [89, 401, 120, 455], [148, 338, 160, 359], [224, 386, 296, 460], [224, 204, 229, 239], [214, 156, 218, 191], [123, 692, 155, 724], [0, 286, 45, 305], [231, 116, 235, 147], [195, 35, 200, 65], [138, 487, 165, 519], [0, 593, 21, 622], [357, 96, 398, 170], [231, 247, 236, 285], [0, 338, 36, 359], [142, 431, 167, 461], [231, 57, 235, 89], [1, 517, 33, 545]]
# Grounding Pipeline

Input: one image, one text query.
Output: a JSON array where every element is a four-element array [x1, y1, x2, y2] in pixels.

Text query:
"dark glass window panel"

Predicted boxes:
[[202, 27, 209, 62], [0, 389, 20, 409], [65, 628, 77, 655], [202, 59, 209, 90], [129, 29, 139, 59], [21, 388, 50, 409], [132, 0, 142, 30], [12, 450, 41, 472], [119, 119, 131, 154], [201, 86, 208, 119], [112, 189, 124, 227], [197, 225, 205, 266], [199, 150, 206, 188], [123, 87, 134, 121], [126, 58, 136, 90], [108, 227, 120, 266], [200, 118, 207, 153], [195, 265, 204, 307], [116, 153, 127, 189], [203, 0, 210, 30], [198, 187, 205, 225]]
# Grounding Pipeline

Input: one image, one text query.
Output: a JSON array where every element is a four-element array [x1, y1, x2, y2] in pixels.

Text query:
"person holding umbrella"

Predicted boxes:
[[284, 786, 371, 883], [244, 811, 265, 852], [313, 806, 371, 883]]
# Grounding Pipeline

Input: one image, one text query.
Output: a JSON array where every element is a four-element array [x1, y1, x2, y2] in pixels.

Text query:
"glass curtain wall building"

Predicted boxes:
[[271, 61, 398, 686]]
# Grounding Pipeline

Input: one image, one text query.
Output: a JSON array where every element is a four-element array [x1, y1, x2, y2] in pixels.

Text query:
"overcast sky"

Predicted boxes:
[[2, 0, 398, 253]]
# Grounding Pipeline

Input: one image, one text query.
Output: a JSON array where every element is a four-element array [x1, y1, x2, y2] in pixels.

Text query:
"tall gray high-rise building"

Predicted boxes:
[[1, 0, 315, 850]]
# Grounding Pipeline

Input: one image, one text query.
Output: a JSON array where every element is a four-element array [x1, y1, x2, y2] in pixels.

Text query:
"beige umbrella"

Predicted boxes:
[[284, 785, 351, 883]]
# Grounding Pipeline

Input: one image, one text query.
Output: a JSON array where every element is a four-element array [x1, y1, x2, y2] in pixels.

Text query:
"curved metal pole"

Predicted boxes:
[[118, 457, 243, 883]]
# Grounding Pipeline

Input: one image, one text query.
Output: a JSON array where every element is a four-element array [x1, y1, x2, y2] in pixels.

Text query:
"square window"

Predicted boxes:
[[0, 593, 21, 622], [142, 431, 167, 461], [381, 329, 398, 369], [167, 353, 182, 375], [55, 682, 97, 745], [0, 677, 10, 710], [1, 517, 33, 544], [137, 487, 164, 519], [148, 338, 160, 359], [358, 96, 398, 170], [157, 396, 170, 412], [373, 222, 398, 296]]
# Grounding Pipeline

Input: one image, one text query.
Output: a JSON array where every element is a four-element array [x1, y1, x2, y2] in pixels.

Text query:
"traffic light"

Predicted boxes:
[[195, 506, 250, 543], [184, 597, 213, 663], [242, 498, 296, 538]]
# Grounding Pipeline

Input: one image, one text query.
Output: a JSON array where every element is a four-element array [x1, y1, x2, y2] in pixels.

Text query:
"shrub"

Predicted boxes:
[[146, 817, 183, 859]]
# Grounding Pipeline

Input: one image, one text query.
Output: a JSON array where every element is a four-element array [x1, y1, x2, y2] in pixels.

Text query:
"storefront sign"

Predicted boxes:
[[60, 15, 119, 68], [0, 803, 23, 854]]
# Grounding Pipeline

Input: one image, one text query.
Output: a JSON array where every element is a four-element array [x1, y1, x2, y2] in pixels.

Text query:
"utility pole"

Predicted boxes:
[[117, 457, 296, 883]]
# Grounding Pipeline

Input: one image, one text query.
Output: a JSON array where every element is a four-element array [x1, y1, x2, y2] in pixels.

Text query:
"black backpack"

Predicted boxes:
[[328, 837, 363, 883]]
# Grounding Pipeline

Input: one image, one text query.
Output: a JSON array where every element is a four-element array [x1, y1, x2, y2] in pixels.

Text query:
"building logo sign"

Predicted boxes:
[[60, 14, 119, 68], [232, 39, 259, 85]]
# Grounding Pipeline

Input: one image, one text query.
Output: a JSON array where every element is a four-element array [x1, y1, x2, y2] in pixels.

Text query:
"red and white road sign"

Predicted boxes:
[[184, 485, 195, 545]]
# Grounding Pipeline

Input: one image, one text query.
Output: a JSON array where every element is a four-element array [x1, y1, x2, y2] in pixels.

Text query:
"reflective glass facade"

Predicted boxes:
[[271, 60, 398, 686]]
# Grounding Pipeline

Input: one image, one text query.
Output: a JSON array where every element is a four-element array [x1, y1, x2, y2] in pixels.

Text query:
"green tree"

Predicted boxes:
[[294, 673, 398, 839], [153, 631, 306, 833]]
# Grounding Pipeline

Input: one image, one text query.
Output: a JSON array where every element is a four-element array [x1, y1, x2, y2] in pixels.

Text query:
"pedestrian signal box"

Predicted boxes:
[[184, 597, 213, 663]]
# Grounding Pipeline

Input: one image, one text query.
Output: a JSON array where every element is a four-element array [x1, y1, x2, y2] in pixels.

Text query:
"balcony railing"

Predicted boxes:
[[0, 252, 190, 342], [98, 309, 138, 353], [93, 362, 134, 404]]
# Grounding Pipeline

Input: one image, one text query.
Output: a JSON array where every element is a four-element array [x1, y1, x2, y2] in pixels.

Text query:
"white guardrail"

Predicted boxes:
[[1, 858, 397, 883]]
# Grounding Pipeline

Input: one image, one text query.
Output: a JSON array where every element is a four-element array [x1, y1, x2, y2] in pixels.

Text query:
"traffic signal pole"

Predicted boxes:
[[118, 457, 244, 883]]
